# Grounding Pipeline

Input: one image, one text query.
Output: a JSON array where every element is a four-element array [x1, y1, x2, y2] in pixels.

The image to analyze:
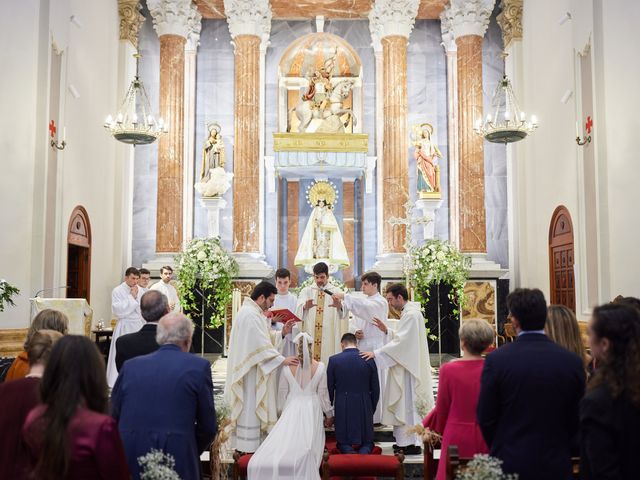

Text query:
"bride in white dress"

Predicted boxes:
[[248, 333, 334, 480]]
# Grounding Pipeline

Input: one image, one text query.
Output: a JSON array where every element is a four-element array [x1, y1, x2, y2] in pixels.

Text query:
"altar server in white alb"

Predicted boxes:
[[106, 267, 146, 388], [150, 265, 180, 312], [294, 262, 348, 365], [270, 268, 298, 333], [331, 271, 389, 423], [360, 283, 434, 455], [225, 281, 299, 453]]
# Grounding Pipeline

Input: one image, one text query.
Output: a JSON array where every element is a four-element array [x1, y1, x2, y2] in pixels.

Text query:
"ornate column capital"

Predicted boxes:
[[185, 13, 202, 51], [147, 0, 201, 39], [118, 0, 144, 48], [223, 0, 272, 42], [441, 0, 495, 39], [368, 0, 420, 42], [496, 0, 523, 48], [440, 11, 457, 53]]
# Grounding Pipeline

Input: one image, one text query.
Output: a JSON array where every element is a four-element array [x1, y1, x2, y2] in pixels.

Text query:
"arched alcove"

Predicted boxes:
[[66, 206, 92, 302], [278, 32, 363, 133], [549, 206, 576, 312]]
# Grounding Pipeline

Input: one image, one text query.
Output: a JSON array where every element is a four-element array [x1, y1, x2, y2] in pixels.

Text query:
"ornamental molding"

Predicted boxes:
[[185, 11, 202, 51], [496, 0, 523, 48], [223, 0, 272, 41], [441, 0, 495, 39], [440, 12, 457, 52], [118, 0, 144, 48], [147, 0, 201, 39], [368, 0, 420, 43]]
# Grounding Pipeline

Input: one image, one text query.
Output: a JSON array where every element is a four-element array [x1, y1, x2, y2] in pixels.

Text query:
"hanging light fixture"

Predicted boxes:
[[104, 53, 166, 146], [475, 72, 538, 144]]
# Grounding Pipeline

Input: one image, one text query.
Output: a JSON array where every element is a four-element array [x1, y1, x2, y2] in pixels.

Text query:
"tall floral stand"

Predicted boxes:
[[199, 196, 226, 238]]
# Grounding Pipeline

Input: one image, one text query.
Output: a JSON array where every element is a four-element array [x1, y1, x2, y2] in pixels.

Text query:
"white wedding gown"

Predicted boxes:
[[248, 362, 333, 480]]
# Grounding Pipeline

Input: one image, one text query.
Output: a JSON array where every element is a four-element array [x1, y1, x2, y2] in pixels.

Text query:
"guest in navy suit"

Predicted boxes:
[[477, 288, 585, 480], [327, 332, 380, 454], [111, 312, 217, 480], [116, 290, 170, 371]]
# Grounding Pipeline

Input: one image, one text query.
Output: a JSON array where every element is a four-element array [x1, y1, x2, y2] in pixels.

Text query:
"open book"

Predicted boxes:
[[265, 309, 301, 322]]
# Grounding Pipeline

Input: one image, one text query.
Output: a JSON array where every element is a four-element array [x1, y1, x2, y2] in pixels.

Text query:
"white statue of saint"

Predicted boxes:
[[294, 182, 349, 273]]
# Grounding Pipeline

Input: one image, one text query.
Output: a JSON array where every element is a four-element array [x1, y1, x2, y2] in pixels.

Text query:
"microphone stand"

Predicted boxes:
[[34, 286, 70, 297]]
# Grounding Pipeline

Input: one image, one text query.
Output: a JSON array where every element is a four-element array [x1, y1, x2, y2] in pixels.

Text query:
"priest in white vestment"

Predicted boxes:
[[361, 283, 434, 454], [149, 266, 180, 312], [293, 262, 348, 365], [331, 271, 389, 423], [225, 281, 299, 453], [106, 267, 146, 388]]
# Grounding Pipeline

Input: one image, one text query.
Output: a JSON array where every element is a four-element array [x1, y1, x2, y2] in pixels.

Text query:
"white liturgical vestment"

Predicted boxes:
[[344, 292, 389, 423], [294, 284, 348, 365], [225, 298, 285, 453], [106, 282, 145, 388], [149, 280, 180, 312], [375, 301, 434, 446]]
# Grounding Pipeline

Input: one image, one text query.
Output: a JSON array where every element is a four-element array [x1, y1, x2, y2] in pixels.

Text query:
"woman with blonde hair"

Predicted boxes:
[[422, 319, 494, 480], [5, 309, 69, 381], [546, 305, 590, 366]]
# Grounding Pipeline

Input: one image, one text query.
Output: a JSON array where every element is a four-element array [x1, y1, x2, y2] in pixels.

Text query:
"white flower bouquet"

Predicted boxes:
[[138, 449, 180, 480], [174, 237, 238, 328], [455, 454, 518, 480]]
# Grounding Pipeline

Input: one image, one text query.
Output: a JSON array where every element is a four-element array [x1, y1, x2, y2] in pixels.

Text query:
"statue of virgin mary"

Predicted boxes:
[[294, 181, 350, 273]]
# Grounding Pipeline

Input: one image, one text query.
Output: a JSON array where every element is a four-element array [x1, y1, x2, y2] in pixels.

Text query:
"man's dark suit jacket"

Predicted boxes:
[[477, 333, 585, 480], [111, 344, 217, 480], [327, 347, 380, 446], [115, 323, 159, 372]]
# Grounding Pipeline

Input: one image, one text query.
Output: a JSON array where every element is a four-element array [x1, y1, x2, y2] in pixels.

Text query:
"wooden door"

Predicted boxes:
[[549, 206, 575, 312], [66, 207, 91, 302]]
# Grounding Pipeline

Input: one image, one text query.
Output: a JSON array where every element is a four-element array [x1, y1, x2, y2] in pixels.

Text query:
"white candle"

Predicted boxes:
[[63, 127, 66, 142], [575, 121, 580, 138]]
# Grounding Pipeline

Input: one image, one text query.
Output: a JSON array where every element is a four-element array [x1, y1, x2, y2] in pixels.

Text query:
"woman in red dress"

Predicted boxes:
[[22, 335, 130, 479], [422, 319, 495, 480]]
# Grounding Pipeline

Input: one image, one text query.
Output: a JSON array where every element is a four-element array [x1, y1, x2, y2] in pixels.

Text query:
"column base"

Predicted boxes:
[[371, 253, 408, 281], [466, 253, 509, 279], [232, 252, 274, 279], [143, 254, 178, 277]]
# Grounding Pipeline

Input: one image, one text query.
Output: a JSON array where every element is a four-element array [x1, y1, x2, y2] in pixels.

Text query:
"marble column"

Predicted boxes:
[[369, 0, 419, 275], [440, 16, 460, 248], [148, 0, 201, 254], [442, 0, 494, 254], [286, 181, 300, 286], [342, 181, 356, 288], [224, 0, 273, 277]]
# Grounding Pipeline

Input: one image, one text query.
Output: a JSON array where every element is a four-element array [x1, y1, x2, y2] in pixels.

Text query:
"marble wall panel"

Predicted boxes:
[[482, 8, 509, 268]]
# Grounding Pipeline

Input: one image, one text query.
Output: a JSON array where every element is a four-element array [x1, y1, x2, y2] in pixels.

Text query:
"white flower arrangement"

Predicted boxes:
[[410, 240, 470, 313], [455, 454, 518, 480], [174, 237, 238, 328], [294, 275, 348, 295], [195, 167, 233, 198], [0, 279, 20, 312], [138, 449, 180, 480]]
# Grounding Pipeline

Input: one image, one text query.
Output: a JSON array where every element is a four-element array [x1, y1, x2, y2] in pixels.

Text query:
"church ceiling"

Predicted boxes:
[[194, 0, 448, 20]]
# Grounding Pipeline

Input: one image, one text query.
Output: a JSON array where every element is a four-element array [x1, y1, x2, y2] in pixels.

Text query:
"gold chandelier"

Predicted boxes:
[[475, 74, 538, 144], [104, 54, 166, 146]]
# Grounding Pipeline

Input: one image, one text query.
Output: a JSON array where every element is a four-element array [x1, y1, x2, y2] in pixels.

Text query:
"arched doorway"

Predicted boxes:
[[66, 206, 91, 302], [549, 206, 575, 312]]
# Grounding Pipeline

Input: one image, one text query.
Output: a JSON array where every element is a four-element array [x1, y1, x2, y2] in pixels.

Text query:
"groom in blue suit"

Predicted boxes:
[[327, 333, 380, 454]]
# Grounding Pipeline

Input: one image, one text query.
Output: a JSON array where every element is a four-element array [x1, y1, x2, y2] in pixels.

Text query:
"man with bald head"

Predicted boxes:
[[111, 313, 217, 480]]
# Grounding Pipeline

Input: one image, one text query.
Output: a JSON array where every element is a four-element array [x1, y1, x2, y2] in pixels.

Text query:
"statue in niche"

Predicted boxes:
[[294, 181, 350, 274], [195, 123, 233, 198], [290, 47, 357, 134], [412, 123, 442, 197]]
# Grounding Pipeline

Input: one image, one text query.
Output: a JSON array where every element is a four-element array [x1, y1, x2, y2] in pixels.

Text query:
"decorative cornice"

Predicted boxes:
[[369, 0, 420, 43], [441, 0, 495, 39], [496, 0, 522, 48], [223, 0, 272, 41], [147, 0, 201, 39], [118, 0, 144, 48]]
